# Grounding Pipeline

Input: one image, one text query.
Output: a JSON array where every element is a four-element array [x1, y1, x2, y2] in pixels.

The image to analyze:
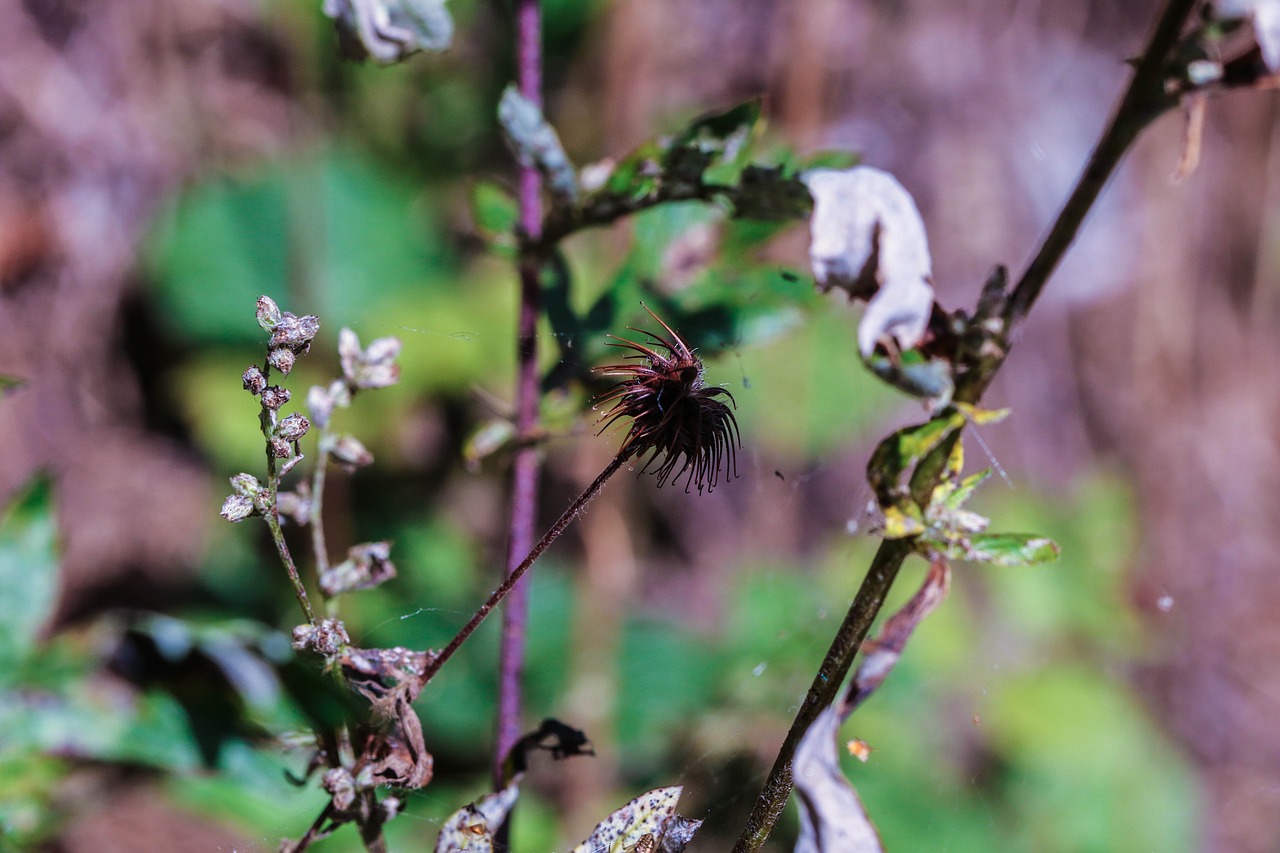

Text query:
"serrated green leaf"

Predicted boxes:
[[946, 533, 1060, 567], [946, 468, 993, 510], [0, 479, 58, 675], [571, 786, 682, 853]]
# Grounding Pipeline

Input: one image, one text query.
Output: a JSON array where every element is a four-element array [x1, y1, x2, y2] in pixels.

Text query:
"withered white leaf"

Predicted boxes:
[[1216, 0, 1280, 70], [803, 167, 934, 358], [323, 0, 453, 65], [793, 706, 885, 853]]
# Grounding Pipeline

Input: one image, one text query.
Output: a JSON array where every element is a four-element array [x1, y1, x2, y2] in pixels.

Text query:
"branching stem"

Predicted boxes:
[[732, 2, 1198, 849]]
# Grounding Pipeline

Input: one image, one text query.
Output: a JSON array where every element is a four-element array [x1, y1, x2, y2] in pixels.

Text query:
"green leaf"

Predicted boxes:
[[498, 85, 578, 202], [954, 402, 1011, 425], [470, 180, 518, 257], [866, 410, 966, 504], [0, 479, 58, 675], [943, 532, 1061, 567], [724, 164, 812, 221], [0, 375, 23, 400]]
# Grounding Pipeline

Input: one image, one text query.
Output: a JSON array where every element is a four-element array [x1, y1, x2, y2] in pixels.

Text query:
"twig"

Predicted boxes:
[[731, 2, 1198, 849], [495, 0, 545, 793], [422, 453, 627, 685]]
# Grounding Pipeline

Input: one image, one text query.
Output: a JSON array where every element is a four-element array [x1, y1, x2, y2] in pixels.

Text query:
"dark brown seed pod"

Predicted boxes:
[[595, 305, 740, 494]]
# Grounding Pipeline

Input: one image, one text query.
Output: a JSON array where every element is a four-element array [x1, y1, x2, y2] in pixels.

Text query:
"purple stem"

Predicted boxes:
[[495, 0, 544, 789]]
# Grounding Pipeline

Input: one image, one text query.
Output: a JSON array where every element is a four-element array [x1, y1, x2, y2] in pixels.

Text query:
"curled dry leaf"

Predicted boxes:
[[433, 784, 520, 853], [793, 706, 885, 853], [845, 557, 951, 714], [803, 167, 935, 358]]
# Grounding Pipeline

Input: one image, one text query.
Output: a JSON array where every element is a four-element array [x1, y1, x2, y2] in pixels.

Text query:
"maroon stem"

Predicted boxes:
[[495, 0, 544, 790], [422, 454, 626, 686]]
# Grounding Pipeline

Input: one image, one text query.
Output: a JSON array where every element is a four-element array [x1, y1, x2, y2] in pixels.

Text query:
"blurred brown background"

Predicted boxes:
[[3, 0, 1280, 850]]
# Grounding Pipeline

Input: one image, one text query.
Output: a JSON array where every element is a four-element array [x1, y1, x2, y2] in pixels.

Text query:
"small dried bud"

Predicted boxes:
[[271, 312, 321, 349], [277, 485, 312, 525], [339, 327, 402, 390], [292, 617, 350, 656], [261, 385, 291, 411], [307, 380, 350, 429], [269, 437, 291, 459], [220, 494, 257, 523], [329, 434, 373, 471], [267, 347, 296, 376], [319, 540, 396, 597], [229, 472, 262, 496], [380, 796, 402, 822], [242, 366, 267, 395], [322, 768, 356, 811], [277, 412, 310, 442], [256, 295, 282, 330]]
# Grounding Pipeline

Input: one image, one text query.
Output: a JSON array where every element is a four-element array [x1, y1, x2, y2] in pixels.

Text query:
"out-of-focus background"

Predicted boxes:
[[3, 0, 1280, 850]]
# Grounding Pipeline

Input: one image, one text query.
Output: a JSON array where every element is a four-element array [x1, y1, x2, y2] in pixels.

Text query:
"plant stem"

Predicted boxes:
[[495, 0, 545, 791], [423, 452, 627, 686], [731, 2, 1197, 849], [311, 430, 338, 617], [264, 505, 318, 626]]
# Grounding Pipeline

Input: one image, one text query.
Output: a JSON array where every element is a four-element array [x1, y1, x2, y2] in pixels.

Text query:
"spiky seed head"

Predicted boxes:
[[595, 306, 740, 494]]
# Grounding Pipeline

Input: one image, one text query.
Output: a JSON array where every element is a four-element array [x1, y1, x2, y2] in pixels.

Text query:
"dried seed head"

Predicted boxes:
[[596, 306, 740, 494]]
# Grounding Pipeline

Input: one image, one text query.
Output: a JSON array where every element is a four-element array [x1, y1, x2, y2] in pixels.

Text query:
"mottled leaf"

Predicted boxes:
[[571, 786, 686, 853], [434, 784, 519, 853], [499, 85, 578, 202], [864, 350, 954, 405], [463, 419, 516, 471], [804, 166, 934, 357], [866, 409, 966, 504], [0, 479, 58, 674], [793, 706, 885, 853]]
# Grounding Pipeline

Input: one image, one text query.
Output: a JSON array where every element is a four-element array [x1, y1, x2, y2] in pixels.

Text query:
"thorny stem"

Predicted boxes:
[[732, 2, 1198, 850], [495, 0, 545, 794], [422, 452, 627, 685]]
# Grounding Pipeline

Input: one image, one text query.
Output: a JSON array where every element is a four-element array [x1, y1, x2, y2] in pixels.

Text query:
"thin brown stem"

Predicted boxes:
[[732, 2, 1198, 849], [423, 452, 627, 685]]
